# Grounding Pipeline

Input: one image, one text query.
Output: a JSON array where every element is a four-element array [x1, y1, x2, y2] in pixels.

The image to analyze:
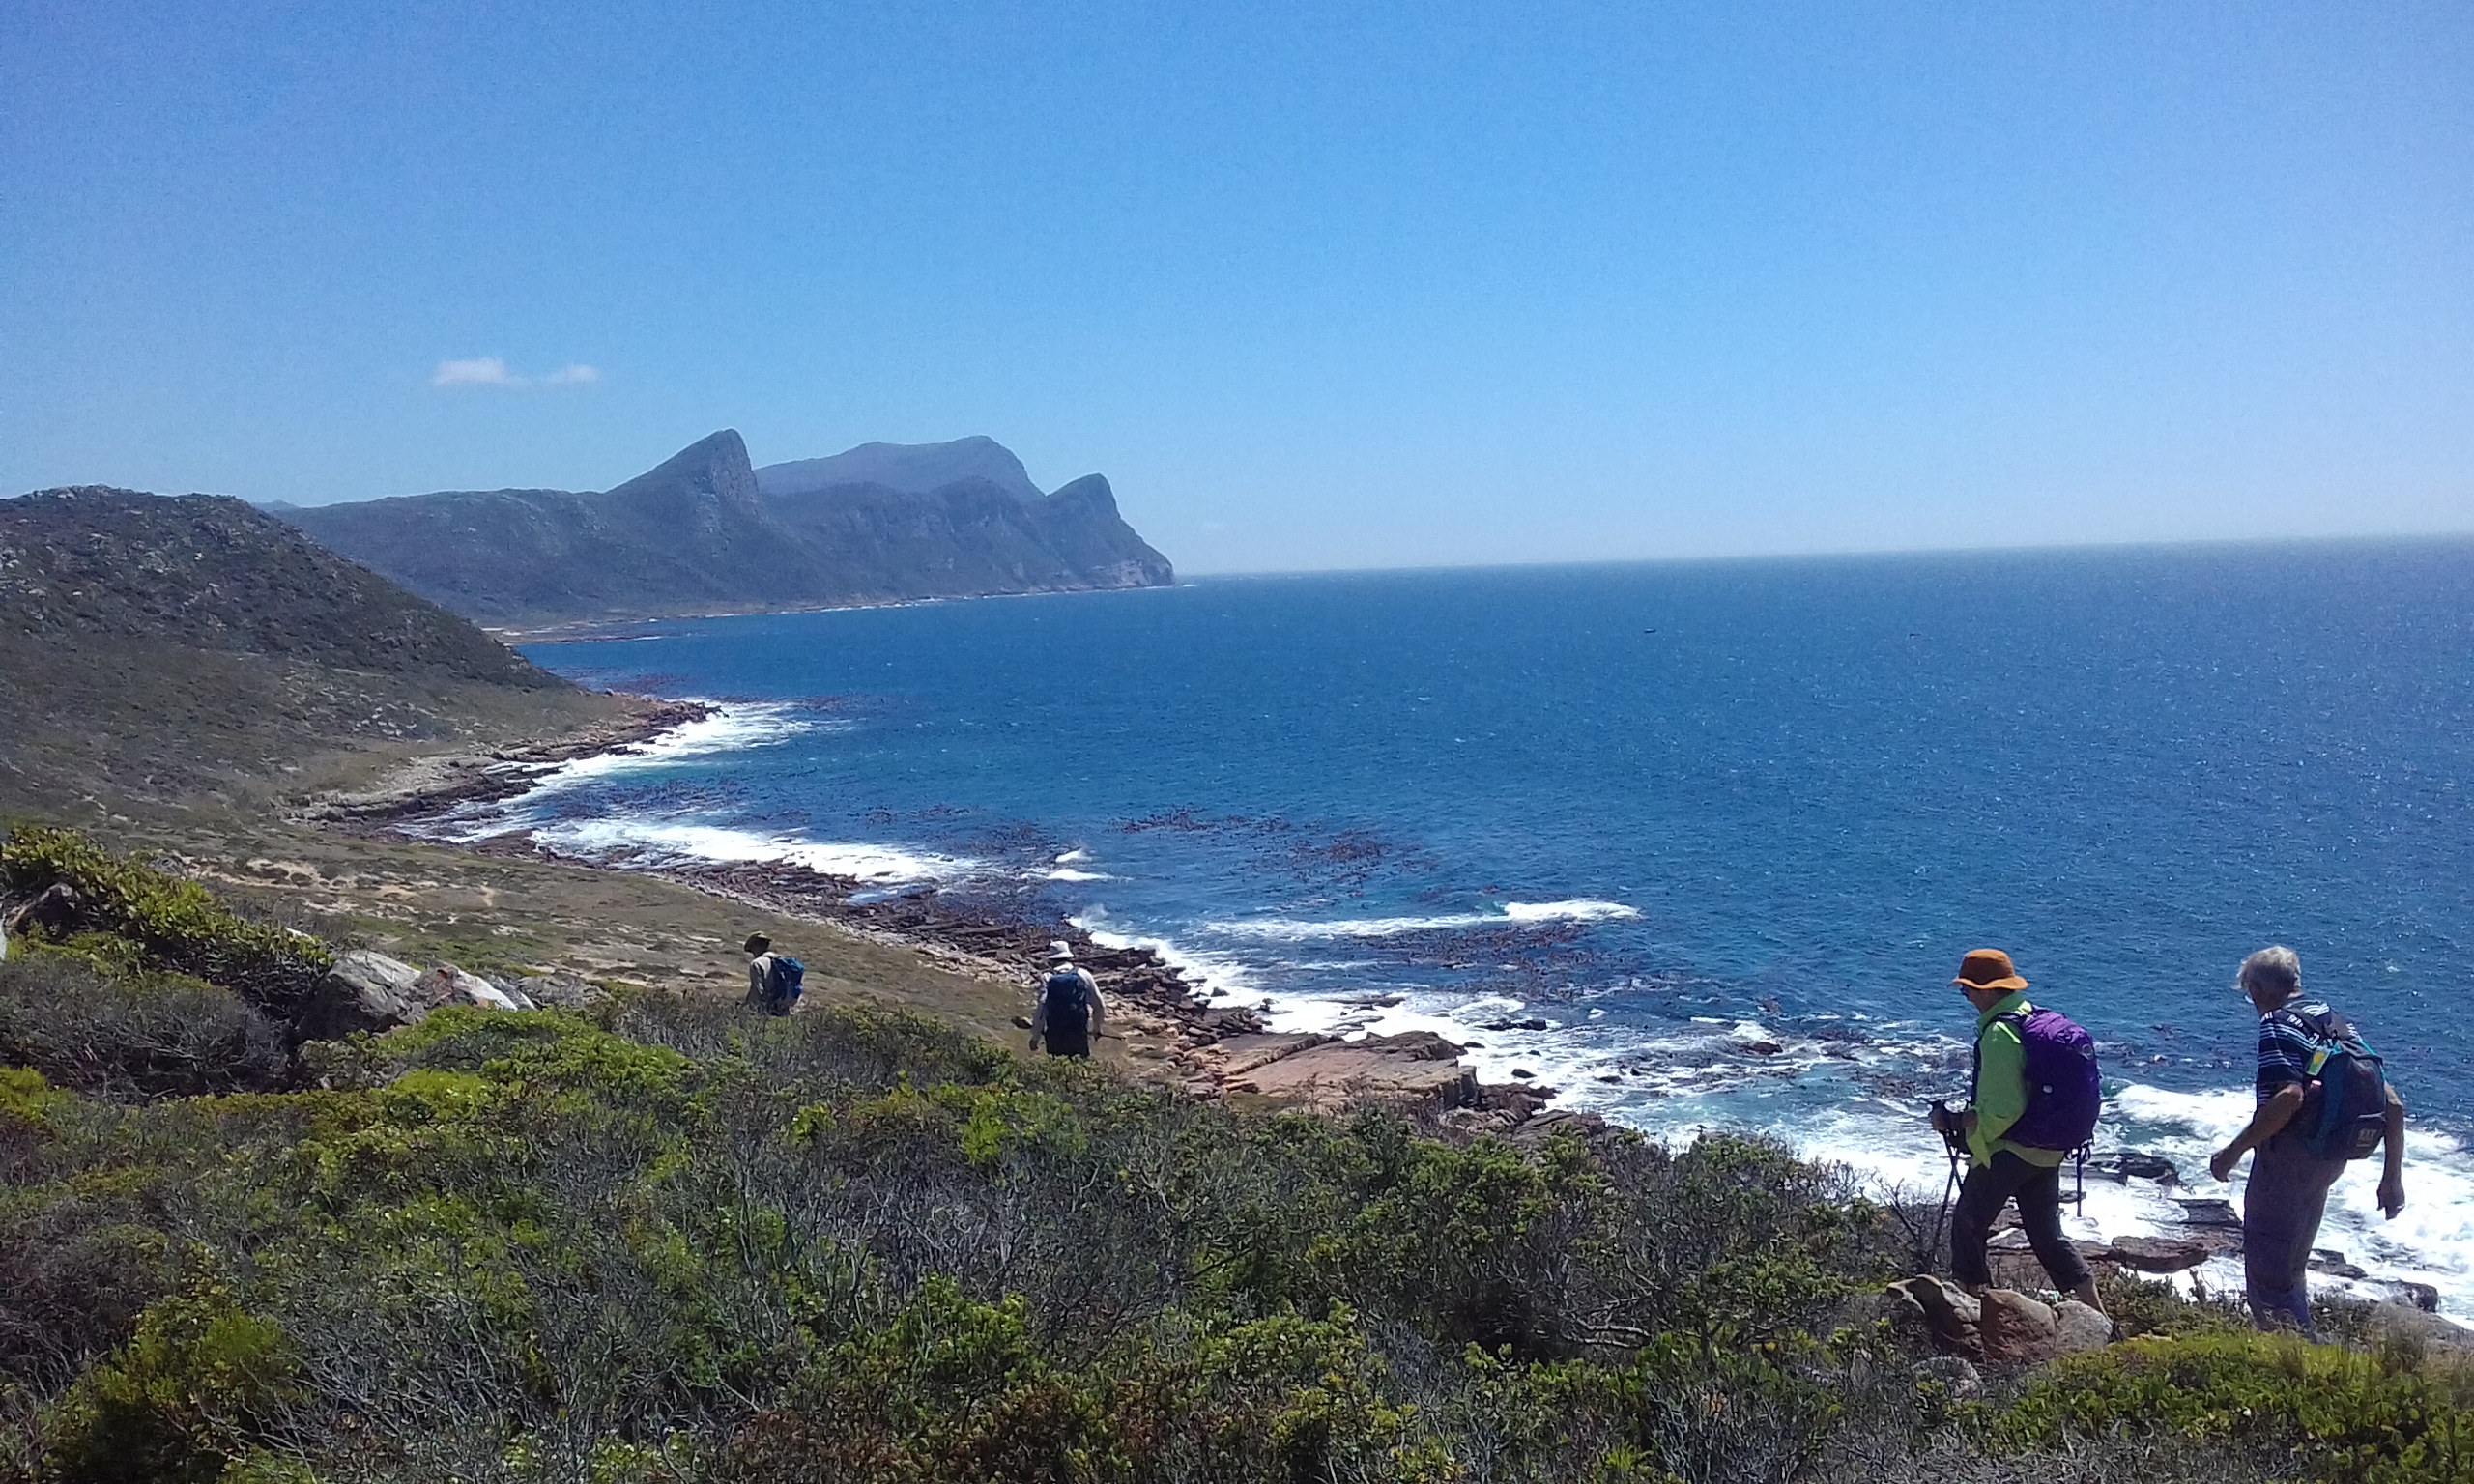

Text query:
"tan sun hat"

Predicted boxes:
[[1952, 948, 2028, 992]]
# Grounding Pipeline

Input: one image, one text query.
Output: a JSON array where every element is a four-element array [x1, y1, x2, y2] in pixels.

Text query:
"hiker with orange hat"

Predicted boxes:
[[1928, 948, 2107, 1313]]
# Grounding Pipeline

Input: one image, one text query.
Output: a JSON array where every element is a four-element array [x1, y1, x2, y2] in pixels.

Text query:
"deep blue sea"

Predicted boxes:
[[466, 542, 2474, 1311]]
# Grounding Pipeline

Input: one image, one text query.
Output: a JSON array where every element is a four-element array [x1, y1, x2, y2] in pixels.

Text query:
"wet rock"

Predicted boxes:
[[2173, 1196, 2243, 1229], [301, 949, 426, 1039], [2087, 1152, 2180, 1184], [1742, 1040, 1785, 1056], [1510, 1068, 1537, 1079], [2105, 1235, 2211, 1273], [2309, 1249, 2369, 1280], [1482, 1017, 1550, 1032], [2396, 1281, 2441, 1314]]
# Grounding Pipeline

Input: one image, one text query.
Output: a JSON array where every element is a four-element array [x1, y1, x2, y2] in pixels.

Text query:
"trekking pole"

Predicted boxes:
[[1924, 1099, 1967, 1273]]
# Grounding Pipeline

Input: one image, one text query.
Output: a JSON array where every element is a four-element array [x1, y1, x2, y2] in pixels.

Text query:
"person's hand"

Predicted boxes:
[[1928, 1105, 1949, 1137], [2378, 1173, 2406, 1219], [2208, 1145, 2242, 1183]]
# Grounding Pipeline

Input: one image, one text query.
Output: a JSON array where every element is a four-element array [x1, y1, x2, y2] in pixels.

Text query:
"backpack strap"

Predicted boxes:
[[1969, 1009, 2028, 1104]]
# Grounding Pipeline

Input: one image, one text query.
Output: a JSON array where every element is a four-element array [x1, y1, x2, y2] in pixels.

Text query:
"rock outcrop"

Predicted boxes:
[[282, 432, 1175, 625], [1884, 1277, 2111, 1364], [302, 952, 564, 1038], [302, 950, 428, 1040]]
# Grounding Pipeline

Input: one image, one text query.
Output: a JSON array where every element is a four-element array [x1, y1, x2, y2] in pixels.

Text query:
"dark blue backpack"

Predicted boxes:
[[2274, 1006, 2390, 1161], [1043, 969, 1088, 1021], [766, 956, 804, 1014], [1976, 1006, 2103, 1153]]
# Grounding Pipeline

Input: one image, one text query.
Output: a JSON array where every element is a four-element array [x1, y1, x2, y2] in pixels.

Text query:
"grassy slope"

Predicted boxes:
[[0, 484, 1052, 1048]]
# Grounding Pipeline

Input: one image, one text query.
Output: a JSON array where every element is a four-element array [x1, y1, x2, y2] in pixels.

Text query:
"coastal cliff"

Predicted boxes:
[[281, 431, 1175, 626]]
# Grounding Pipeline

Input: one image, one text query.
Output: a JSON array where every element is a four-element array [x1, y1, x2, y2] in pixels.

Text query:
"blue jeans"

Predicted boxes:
[[2243, 1134, 2347, 1336]]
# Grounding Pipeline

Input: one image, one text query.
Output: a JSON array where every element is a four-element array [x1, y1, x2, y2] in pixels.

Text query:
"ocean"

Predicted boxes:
[[456, 541, 2474, 1314]]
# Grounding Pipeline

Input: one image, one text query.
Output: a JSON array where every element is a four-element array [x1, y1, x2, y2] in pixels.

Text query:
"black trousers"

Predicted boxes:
[[1950, 1150, 2091, 1291]]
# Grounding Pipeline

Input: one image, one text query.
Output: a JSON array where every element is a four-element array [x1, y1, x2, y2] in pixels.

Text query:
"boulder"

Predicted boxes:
[[2052, 1299, 2114, 1354], [2361, 1300, 2473, 1356], [1975, 1289, 2112, 1365], [512, 972, 604, 1009], [1886, 1276, 1982, 1357], [2396, 1281, 2442, 1314], [416, 965, 521, 1013], [300, 950, 426, 1039]]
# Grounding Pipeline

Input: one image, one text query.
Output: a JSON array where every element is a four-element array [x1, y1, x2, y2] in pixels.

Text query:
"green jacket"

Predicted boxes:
[[1969, 991, 2065, 1170]]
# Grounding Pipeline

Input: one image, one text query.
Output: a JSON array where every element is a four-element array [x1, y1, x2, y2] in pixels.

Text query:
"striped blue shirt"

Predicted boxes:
[[2256, 999, 2336, 1103]]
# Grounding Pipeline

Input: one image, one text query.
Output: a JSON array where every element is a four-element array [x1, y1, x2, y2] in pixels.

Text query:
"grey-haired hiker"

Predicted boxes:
[[1028, 942, 1105, 1058], [2210, 945, 2406, 1337]]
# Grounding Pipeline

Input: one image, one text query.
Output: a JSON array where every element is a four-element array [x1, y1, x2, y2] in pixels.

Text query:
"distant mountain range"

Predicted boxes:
[[278, 432, 1174, 626]]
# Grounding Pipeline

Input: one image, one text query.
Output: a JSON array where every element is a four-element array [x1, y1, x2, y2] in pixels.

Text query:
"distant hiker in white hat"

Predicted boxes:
[[1029, 942, 1104, 1058]]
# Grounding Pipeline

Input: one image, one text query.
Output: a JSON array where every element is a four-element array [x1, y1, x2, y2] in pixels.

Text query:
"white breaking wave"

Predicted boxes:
[[526, 701, 820, 792], [524, 817, 973, 884], [1203, 899, 1639, 941], [1073, 912, 1260, 998], [1046, 868, 1113, 882], [1503, 899, 1642, 923]]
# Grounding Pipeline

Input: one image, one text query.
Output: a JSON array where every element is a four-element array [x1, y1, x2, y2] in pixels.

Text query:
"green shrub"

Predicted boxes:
[[2096, 1269, 2249, 1340], [2002, 1332, 2474, 1483], [41, 1284, 295, 1484], [0, 825, 331, 1017]]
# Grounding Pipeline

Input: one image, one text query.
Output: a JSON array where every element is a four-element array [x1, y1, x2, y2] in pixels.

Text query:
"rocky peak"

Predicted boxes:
[[757, 435, 1044, 502]]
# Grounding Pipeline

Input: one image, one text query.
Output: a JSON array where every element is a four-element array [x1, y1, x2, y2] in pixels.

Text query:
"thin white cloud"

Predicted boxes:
[[433, 356, 523, 387], [429, 357, 603, 388]]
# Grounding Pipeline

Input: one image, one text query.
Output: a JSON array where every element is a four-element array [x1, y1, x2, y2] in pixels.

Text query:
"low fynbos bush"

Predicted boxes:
[[2002, 1333, 2474, 1483], [0, 824, 331, 1016], [0, 951, 287, 1100]]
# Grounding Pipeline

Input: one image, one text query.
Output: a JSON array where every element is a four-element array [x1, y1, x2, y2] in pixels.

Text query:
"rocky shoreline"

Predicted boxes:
[[298, 698, 714, 821], [305, 712, 1574, 1139]]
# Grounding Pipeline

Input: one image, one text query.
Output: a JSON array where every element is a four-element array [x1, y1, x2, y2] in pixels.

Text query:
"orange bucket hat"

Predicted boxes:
[[1953, 948, 2028, 992]]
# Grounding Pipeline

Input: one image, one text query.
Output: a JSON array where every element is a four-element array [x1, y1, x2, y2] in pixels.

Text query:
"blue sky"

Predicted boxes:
[[4, 1, 2468, 573]]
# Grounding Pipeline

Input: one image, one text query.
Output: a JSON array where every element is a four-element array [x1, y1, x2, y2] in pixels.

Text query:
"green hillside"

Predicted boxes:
[[5, 830, 2469, 1484]]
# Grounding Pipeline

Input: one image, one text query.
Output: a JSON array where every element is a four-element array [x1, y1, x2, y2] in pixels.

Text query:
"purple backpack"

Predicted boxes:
[[1974, 1007, 2102, 1153]]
